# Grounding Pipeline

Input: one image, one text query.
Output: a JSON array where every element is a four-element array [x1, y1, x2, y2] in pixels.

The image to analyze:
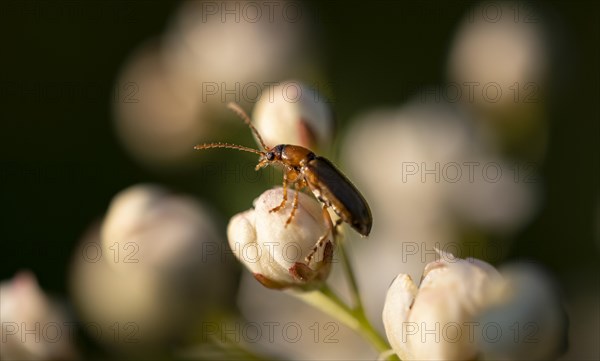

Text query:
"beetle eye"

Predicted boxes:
[[266, 152, 275, 161]]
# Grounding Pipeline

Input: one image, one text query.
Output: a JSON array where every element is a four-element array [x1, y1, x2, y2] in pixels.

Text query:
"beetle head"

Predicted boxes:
[[256, 145, 284, 170]]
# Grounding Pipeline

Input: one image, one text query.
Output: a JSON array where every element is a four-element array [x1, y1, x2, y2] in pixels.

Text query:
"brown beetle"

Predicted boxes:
[[195, 103, 372, 259]]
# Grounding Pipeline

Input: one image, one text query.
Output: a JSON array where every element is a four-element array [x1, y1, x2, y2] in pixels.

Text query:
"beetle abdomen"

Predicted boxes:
[[304, 156, 372, 236]]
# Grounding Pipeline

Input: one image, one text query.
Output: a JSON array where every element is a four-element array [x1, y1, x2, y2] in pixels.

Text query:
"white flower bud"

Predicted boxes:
[[163, 1, 317, 96], [227, 187, 334, 290], [100, 184, 222, 276], [0, 272, 78, 361], [113, 40, 210, 168], [447, 1, 550, 109], [476, 263, 568, 360], [70, 185, 234, 353], [446, 2, 551, 159], [382, 250, 566, 360], [252, 81, 334, 151], [382, 250, 500, 360]]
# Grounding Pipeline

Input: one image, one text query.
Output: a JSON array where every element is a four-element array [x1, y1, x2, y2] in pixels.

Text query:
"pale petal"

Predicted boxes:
[[382, 274, 418, 360], [227, 210, 262, 275]]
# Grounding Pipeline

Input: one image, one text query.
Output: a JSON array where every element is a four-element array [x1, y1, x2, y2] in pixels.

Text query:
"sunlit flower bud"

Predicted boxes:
[[252, 81, 334, 151], [0, 272, 78, 361], [383, 250, 500, 360], [227, 187, 334, 290], [383, 250, 567, 360]]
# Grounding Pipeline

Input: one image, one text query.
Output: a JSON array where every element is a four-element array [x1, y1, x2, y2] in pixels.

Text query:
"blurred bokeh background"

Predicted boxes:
[[1, 1, 598, 360]]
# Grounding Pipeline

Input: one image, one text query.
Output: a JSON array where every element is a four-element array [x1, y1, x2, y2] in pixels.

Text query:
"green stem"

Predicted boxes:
[[294, 285, 360, 331], [293, 285, 397, 359], [338, 238, 364, 313]]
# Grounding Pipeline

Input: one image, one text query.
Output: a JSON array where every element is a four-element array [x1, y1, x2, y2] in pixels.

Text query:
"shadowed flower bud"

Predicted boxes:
[[227, 187, 334, 290], [70, 184, 234, 355], [164, 1, 318, 98], [382, 250, 567, 360], [252, 81, 334, 151], [476, 263, 568, 360], [447, 1, 550, 109], [100, 184, 223, 276], [0, 272, 78, 361], [113, 40, 210, 169], [446, 1, 553, 160]]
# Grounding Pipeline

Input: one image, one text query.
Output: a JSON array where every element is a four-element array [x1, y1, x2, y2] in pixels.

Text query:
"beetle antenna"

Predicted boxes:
[[227, 102, 269, 151], [194, 142, 264, 156]]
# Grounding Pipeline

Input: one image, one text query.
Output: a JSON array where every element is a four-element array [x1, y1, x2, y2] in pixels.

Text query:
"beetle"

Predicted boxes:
[[195, 102, 372, 260]]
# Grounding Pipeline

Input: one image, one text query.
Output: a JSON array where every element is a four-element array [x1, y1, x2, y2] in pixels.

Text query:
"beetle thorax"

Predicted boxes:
[[279, 145, 315, 166]]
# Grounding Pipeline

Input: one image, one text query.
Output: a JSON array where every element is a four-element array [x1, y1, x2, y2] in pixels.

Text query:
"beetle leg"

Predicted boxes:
[[284, 187, 299, 227], [270, 175, 288, 213], [284, 182, 304, 227], [305, 204, 334, 264]]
